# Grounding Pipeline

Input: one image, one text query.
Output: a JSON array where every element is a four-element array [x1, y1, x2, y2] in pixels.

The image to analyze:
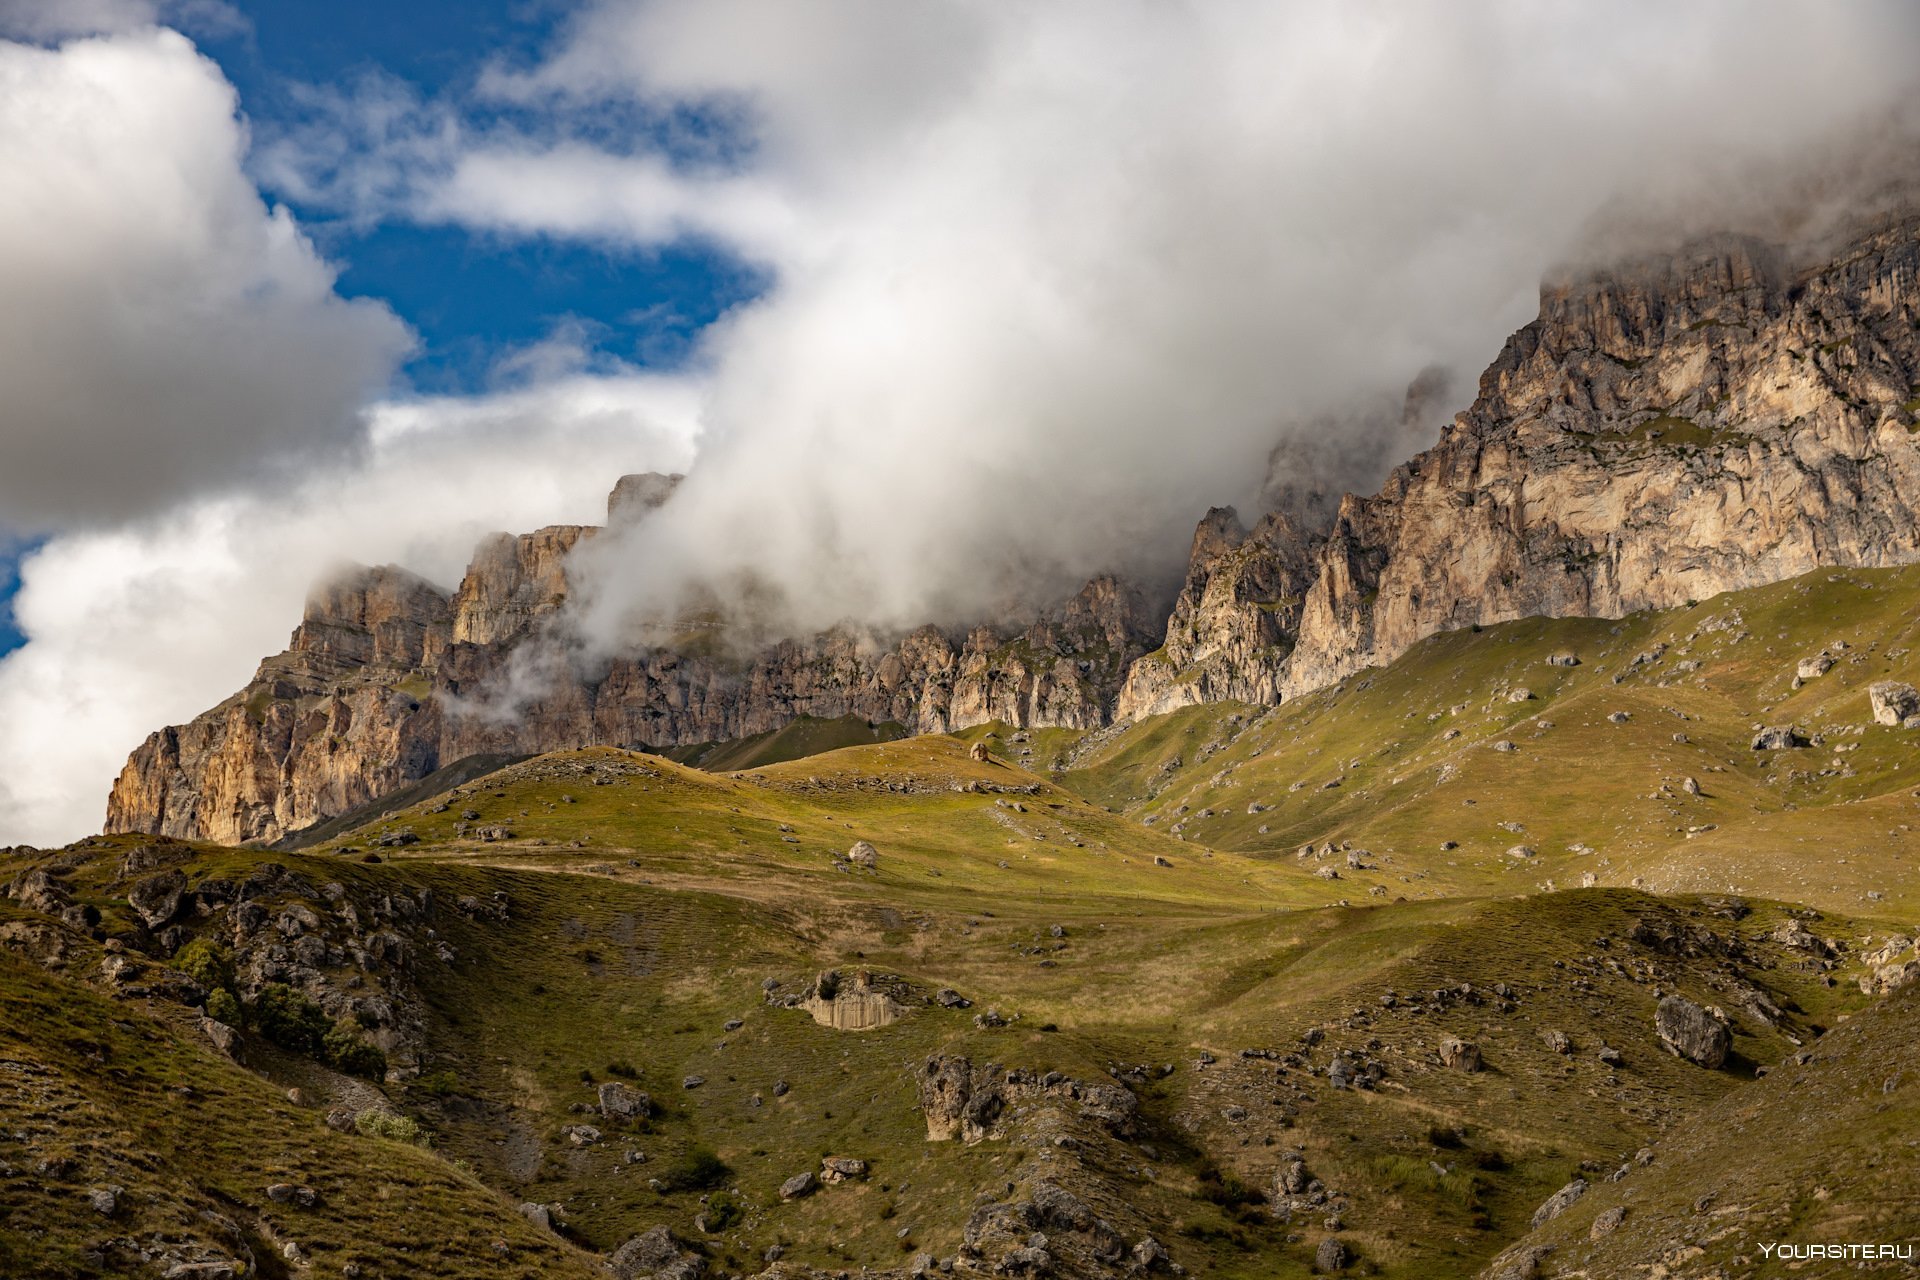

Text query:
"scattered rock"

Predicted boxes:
[[1541, 1029, 1571, 1055], [1797, 655, 1834, 680], [682, 1075, 705, 1090], [1438, 1037, 1482, 1072], [607, 1225, 706, 1280], [847, 840, 879, 869], [264, 1183, 318, 1208], [1315, 1236, 1351, 1272], [779, 1171, 818, 1200]]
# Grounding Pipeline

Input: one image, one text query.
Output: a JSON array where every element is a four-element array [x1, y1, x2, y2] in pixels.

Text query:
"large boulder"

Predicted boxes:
[[607, 1225, 705, 1280], [1438, 1036, 1482, 1072], [1655, 995, 1730, 1068], [128, 870, 187, 928], [1870, 681, 1920, 727], [598, 1081, 652, 1121], [1750, 725, 1808, 751], [1529, 1178, 1587, 1229]]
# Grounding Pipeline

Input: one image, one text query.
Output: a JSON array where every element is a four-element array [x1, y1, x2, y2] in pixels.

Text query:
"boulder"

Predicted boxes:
[[1797, 655, 1834, 679], [1438, 1037, 1482, 1072], [847, 841, 879, 869], [1530, 1178, 1587, 1228], [607, 1225, 705, 1280], [779, 1171, 817, 1200], [1655, 995, 1729, 1068], [1590, 1205, 1628, 1238], [820, 1156, 869, 1184], [1315, 1236, 1351, 1272], [1871, 681, 1920, 727], [128, 869, 186, 927], [970, 740, 992, 762], [1750, 725, 1808, 750], [599, 1081, 652, 1120]]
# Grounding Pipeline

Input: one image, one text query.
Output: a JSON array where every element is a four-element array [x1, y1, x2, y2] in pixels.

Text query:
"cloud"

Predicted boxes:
[[0, 371, 701, 847], [405, 0, 1920, 646], [0, 27, 410, 532]]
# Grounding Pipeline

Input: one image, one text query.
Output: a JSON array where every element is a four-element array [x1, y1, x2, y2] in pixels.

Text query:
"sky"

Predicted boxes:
[[3, 0, 1919, 845]]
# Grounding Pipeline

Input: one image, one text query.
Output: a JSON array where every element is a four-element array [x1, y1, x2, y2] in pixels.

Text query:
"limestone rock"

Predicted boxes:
[[607, 1225, 705, 1280], [779, 1171, 817, 1200], [1871, 681, 1920, 726], [1655, 995, 1730, 1068], [128, 869, 186, 928], [1438, 1037, 1482, 1071], [1530, 1178, 1587, 1229]]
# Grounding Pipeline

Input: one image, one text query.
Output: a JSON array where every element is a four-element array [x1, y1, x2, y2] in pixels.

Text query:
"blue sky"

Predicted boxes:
[[0, 0, 757, 655]]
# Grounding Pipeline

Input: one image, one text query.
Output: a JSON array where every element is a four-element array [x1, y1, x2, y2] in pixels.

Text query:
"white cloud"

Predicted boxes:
[[0, 372, 700, 847], [450, 0, 1920, 647], [0, 27, 411, 531]]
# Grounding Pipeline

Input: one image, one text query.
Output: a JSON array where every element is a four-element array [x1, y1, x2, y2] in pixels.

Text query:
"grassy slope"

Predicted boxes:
[[7, 564, 1920, 1278], [1060, 564, 1920, 921], [0, 905, 604, 1280]]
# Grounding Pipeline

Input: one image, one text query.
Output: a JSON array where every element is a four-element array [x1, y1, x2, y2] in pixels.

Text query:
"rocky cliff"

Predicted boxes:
[[107, 206, 1920, 841], [105, 493, 1159, 843], [1132, 206, 1920, 715]]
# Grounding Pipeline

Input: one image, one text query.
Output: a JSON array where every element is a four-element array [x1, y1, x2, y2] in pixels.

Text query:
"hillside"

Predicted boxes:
[[11, 564, 1920, 1278]]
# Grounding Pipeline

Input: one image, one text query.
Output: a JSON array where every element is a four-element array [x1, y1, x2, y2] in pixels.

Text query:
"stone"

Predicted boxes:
[[1591, 1205, 1628, 1238], [518, 1202, 551, 1231], [779, 1171, 817, 1200], [1871, 681, 1920, 727], [1547, 653, 1580, 667], [1507, 688, 1534, 702], [1530, 1178, 1587, 1228], [1751, 725, 1808, 750], [598, 1081, 652, 1120], [970, 741, 992, 762], [1655, 995, 1729, 1069], [1438, 1037, 1481, 1071], [1541, 1029, 1571, 1054], [128, 869, 186, 928], [1029, 1181, 1094, 1232], [820, 1156, 869, 1184], [608, 1225, 706, 1280], [563, 1124, 601, 1146], [86, 1185, 121, 1216], [1681, 775, 1702, 796], [681, 1075, 704, 1090], [1798, 655, 1834, 679], [1315, 1237, 1350, 1272], [847, 841, 879, 868], [264, 1183, 318, 1208]]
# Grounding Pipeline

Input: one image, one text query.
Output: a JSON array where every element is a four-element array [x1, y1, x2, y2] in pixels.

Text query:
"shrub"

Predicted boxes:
[[250, 984, 329, 1056], [415, 1069, 462, 1097], [607, 1061, 639, 1079], [204, 988, 242, 1027], [704, 1190, 742, 1232], [658, 1147, 731, 1193], [323, 1025, 388, 1080], [171, 937, 232, 990], [354, 1111, 426, 1145]]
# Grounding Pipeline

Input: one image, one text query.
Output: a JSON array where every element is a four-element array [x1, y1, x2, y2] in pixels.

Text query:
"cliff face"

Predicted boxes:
[[1137, 209, 1920, 709], [107, 209, 1920, 842], [104, 487, 1159, 843]]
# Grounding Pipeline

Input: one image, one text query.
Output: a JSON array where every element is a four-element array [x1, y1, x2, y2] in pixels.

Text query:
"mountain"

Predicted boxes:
[[10, 557, 1920, 1278], [104, 205, 1920, 846]]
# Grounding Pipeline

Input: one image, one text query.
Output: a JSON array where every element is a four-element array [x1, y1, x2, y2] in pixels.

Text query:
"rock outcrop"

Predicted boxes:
[[110, 206, 1920, 839], [1128, 208, 1920, 712], [106, 474, 1159, 843]]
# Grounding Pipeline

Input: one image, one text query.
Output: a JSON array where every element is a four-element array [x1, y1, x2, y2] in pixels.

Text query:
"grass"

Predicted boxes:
[[10, 562, 1920, 1276]]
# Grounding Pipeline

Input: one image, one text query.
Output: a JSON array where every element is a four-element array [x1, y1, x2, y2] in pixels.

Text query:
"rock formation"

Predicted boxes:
[[1139, 207, 1920, 710], [105, 475, 1159, 843], [108, 206, 1920, 840]]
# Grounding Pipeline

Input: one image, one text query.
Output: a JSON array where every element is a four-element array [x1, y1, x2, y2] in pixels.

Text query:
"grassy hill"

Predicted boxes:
[[6, 563, 1920, 1278]]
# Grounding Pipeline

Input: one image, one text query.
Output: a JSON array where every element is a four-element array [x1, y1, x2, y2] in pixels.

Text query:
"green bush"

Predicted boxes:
[[250, 984, 329, 1055], [323, 1025, 388, 1080], [704, 1190, 743, 1232], [171, 937, 232, 990], [415, 1069, 462, 1097], [354, 1111, 426, 1145], [658, 1147, 731, 1193], [204, 987, 242, 1026]]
